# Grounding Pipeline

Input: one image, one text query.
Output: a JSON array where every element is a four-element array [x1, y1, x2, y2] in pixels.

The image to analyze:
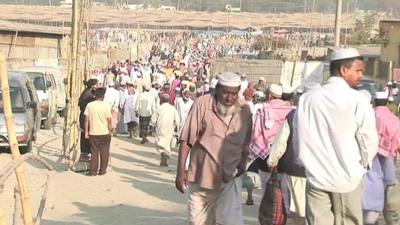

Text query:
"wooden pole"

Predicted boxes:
[[84, 0, 92, 81], [68, 0, 86, 166], [0, 208, 6, 225], [334, 0, 342, 47], [389, 60, 393, 81], [312, 0, 316, 13], [63, 0, 77, 157], [13, 187, 22, 225], [63, 0, 83, 163], [0, 54, 34, 225]]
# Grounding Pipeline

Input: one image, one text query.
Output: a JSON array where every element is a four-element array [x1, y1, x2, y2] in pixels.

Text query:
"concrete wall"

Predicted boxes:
[[211, 58, 283, 84], [0, 32, 68, 73]]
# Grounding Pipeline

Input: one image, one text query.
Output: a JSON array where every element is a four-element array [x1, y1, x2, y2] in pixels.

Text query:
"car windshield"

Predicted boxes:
[[0, 87, 25, 113], [26, 72, 46, 91]]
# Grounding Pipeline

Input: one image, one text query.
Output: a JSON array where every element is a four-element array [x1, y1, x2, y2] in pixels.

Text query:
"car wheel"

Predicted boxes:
[[20, 140, 32, 154]]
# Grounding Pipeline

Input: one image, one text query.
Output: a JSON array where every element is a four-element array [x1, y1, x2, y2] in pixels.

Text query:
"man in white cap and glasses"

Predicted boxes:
[[175, 72, 252, 225], [295, 48, 378, 225]]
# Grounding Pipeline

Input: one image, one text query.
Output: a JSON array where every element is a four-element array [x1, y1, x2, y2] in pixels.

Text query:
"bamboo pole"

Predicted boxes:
[[0, 208, 6, 225], [84, 0, 91, 81], [389, 60, 393, 82], [0, 54, 33, 225], [13, 187, 22, 225], [64, 0, 86, 167]]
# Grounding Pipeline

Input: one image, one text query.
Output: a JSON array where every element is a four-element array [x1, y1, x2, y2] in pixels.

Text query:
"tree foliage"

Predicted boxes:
[[347, 13, 378, 45]]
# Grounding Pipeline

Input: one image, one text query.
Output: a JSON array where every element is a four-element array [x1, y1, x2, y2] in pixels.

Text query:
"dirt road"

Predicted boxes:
[[1, 123, 399, 225], [0, 124, 260, 225]]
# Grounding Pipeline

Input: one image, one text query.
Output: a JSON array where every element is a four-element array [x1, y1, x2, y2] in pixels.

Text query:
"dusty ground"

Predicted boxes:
[[0, 122, 399, 225], [0, 123, 261, 225]]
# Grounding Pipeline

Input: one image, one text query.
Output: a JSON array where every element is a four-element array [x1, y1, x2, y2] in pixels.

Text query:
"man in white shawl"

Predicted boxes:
[[124, 82, 139, 138], [151, 93, 179, 167]]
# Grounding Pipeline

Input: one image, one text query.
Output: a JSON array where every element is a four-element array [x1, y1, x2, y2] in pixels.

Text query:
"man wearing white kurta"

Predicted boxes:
[[175, 89, 194, 135], [124, 84, 139, 138], [151, 94, 179, 167], [104, 82, 120, 134], [295, 48, 379, 225]]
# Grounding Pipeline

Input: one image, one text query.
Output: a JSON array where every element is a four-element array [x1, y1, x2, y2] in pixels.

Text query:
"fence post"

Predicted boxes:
[[0, 53, 34, 225]]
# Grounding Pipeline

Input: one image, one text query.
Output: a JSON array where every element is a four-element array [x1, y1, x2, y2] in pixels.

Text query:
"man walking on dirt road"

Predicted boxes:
[[175, 72, 252, 225]]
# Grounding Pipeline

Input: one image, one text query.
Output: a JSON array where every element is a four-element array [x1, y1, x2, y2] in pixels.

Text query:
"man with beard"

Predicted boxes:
[[78, 79, 98, 161], [175, 72, 252, 225]]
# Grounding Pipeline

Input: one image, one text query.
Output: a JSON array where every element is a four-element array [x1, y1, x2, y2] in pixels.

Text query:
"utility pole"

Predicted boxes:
[[304, 0, 307, 14], [63, 0, 85, 167], [344, 0, 349, 46], [312, 0, 315, 13], [334, 0, 342, 47]]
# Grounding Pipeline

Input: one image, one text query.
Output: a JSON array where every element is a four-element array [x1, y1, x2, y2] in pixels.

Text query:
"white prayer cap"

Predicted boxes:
[[330, 48, 361, 61], [374, 91, 388, 100], [282, 85, 293, 94], [389, 96, 394, 102], [241, 74, 246, 77], [259, 77, 266, 81], [269, 84, 282, 98], [109, 81, 115, 86], [210, 78, 218, 88], [387, 81, 393, 86], [218, 72, 241, 87], [152, 80, 158, 85], [174, 70, 182, 77], [253, 91, 265, 99], [296, 88, 304, 94]]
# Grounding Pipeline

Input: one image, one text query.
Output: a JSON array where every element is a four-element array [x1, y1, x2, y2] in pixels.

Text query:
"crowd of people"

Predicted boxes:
[[78, 46, 400, 225], [90, 29, 259, 60]]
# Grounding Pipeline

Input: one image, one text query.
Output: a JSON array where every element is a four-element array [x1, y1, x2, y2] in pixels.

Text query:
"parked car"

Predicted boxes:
[[19, 66, 66, 129], [0, 71, 41, 153]]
